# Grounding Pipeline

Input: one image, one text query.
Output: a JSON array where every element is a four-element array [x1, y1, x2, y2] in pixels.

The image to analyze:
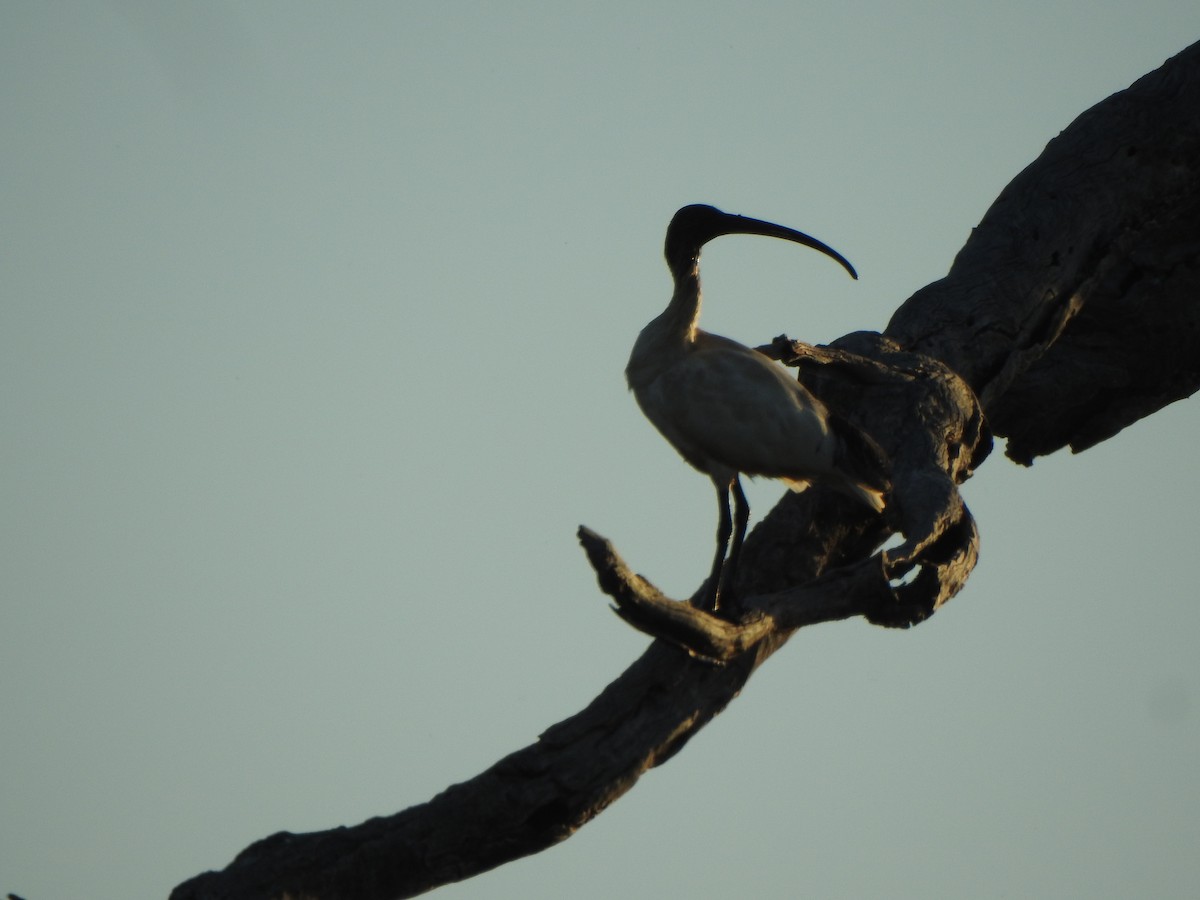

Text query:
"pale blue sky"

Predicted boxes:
[[3, 3, 1199, 898]]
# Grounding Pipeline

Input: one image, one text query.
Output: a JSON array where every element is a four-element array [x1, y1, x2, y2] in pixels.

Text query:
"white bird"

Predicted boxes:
[[626, 204, 889, 613]]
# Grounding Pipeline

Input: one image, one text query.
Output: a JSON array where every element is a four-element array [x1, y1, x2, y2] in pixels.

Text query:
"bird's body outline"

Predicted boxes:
[[632, 332, 836, 488], [626, 204, 888, 613]]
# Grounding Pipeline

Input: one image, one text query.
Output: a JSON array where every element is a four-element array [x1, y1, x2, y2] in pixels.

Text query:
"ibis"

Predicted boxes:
[[626, 204, 889, 613]]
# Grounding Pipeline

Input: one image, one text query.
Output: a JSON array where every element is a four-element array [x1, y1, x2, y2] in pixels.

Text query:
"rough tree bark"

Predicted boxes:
[[172, 41, 1200, 900]]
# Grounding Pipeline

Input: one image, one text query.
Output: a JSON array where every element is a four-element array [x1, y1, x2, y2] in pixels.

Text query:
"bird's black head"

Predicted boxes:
[[663, 203, 858, 281], [663, 205, 732, 277]]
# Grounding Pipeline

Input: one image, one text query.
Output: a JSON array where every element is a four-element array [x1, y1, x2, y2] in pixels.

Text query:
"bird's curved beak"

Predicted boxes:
[[716, 212, 858, 280]]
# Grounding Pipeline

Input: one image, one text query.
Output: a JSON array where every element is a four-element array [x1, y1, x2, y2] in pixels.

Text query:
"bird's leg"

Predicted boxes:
[[718, 476, 750, 607], [705, 478, 733, 612]]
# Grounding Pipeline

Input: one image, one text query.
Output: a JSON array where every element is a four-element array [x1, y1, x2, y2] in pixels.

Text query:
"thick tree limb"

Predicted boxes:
[[173, 40, 1200, 900], [886, 40, 1200, 462]]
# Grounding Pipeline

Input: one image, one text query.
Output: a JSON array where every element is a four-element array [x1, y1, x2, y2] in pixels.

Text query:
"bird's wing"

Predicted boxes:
[[642, 342, 837, 480]]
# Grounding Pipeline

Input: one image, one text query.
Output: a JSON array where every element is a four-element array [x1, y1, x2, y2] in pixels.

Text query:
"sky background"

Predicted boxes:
[[3, 3, 1199, 898]]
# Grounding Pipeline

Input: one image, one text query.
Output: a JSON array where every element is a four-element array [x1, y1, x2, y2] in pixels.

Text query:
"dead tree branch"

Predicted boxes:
[[172, 40, 1200, 900]]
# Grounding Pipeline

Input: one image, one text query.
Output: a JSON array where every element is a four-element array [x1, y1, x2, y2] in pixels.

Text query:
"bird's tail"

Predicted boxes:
[[840, 480, 887, 513], [830, 419, 891, 513], [780, 475, 886, 513]]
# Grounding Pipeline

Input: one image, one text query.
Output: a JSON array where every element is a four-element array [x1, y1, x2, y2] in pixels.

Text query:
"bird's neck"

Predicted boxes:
[[663, 260, 702, 343], [626, 261, 702, 387]]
